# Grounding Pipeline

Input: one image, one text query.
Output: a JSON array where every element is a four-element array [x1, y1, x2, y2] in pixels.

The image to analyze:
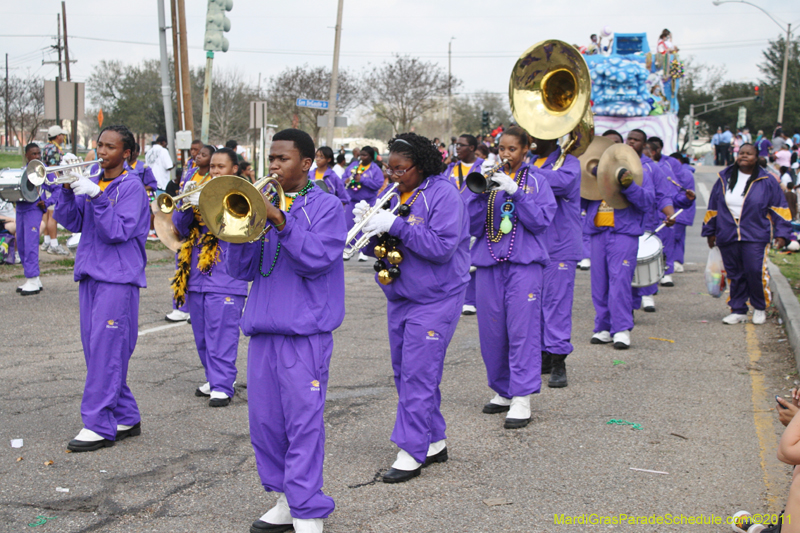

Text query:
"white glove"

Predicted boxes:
[[185, 191, 201, 207], [480, 158, 495, 175], [71, 177, 101, 197], [352, 200, 370, 224], [491, 172, 519, 195], [363, 209, 397, 235], [62, 153, 81, 165]]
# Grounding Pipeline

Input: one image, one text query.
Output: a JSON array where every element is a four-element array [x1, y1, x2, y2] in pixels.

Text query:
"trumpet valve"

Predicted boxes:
[[386, 249, 403, 266]]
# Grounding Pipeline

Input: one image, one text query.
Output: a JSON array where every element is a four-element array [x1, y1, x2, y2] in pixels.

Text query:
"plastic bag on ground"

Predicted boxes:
[[705, 246, 727, 298]]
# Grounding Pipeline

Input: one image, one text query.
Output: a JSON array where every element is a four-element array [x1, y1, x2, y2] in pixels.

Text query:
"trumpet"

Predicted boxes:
[[465, 159, 510, 194], [155, 181, 206, 214], [25, 158, 103, 187], [343, 183, 401, 259]]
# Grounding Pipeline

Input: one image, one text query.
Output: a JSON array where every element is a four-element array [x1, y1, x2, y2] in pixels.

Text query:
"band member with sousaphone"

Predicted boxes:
[[172, 146, 247, 407], [354, 133, 470, 483], [468, 126, 557, 429]]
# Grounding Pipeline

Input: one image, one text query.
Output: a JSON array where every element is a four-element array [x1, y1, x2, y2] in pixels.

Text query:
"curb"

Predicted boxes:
[[768, 260, 800, 372]]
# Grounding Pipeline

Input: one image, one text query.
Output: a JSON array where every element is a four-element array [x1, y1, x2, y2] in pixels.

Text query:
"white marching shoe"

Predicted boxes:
[[613, 330, 631, 350], [504, 395, 531, 429], [461, 304, 477, 315], [18, 277, 42, 296], [722, 313, 748, 325], [578, 258, 591, 270], [674, 261, 684, 273], [258, 493, 293, 527], [357, 252, 369, 262], [293, 518, 324, 533], [641, 295, 656, 312], [660, 274, 674, 287], [165, 309, 190, 322], [590, 330, 612, 344], [752, 310, 766, 325]]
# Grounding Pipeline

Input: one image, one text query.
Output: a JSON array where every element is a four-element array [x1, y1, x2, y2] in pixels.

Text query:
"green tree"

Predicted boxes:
[[756, 34, 800, 135], [453, 92, 512, 136]]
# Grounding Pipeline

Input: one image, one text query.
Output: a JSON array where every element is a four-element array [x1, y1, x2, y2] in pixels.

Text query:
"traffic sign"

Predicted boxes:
[[296, 98, 329, 110]]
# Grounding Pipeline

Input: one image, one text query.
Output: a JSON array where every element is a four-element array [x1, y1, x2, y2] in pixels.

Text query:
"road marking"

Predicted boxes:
[[696, 182, 710, 207], [746, 323, 783, 512], [138, 322, 188, 336]]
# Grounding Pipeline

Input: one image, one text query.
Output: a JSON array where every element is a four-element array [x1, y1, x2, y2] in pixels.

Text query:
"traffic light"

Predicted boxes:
[[754, 85, 762, 104], [204, 0, 233, 52], [481, 111, 490, 133]]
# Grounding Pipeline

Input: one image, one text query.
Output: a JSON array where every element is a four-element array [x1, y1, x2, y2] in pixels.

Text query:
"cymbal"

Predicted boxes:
[[151, 201, 183, 253], [578, 135, 614, 201], [597, 144, 644, 209]]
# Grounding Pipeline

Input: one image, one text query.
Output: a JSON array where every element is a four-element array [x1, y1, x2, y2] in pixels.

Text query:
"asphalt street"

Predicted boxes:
[[1, 165, 798, 532]]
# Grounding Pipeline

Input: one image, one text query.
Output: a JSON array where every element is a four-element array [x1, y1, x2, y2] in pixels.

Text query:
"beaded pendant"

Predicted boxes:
[[499, 201, 515, 234]]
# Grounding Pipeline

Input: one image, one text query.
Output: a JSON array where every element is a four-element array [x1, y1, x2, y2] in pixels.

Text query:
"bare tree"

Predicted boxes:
[[188, 68, 260, 144], [453, 92, 512, 135], [2, 74, 47, 146], [363, 55, 459, 134]]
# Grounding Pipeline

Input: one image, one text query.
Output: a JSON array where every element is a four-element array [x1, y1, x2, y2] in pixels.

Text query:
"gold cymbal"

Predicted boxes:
[[578, 135, 613, 201], [597, 144, 644, 209], [150, 201, 183, 253]]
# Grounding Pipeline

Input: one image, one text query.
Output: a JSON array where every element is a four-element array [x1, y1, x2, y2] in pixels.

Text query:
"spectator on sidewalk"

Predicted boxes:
[[145, 136, 174, 196]]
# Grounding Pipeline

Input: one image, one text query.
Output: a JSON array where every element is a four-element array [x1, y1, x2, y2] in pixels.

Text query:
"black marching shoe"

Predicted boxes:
[[116, 422, 142, 441], [382, 466, 421, 483], [482, 402, 510, 414], [541, 351, 552, 374], [423, 447, 448, 467], [548, 354, 568, 388], [250, 520, 293, 533], [68, 429, 115, 453]]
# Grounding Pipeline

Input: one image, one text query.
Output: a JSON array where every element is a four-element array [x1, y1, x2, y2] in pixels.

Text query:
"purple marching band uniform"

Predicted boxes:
[[172, 203, 247, 400], [656, 155, 695, 275], [308, 167, 350, 206], [54, 169, 150, 440], [226, 184, 346, 520], [126, 160, 158, 191], [532, 149, 581, 367], [444, 156, 484, 310], [16, 171, 59, 280], [673, 162, 697, 266], [362, 173, 470, 466], [344, 163, 383, 230], [467, 164, 557, 404], [701, 166, 791, 315], [582, 169, 655, 338], [632, 155, 673, 308]]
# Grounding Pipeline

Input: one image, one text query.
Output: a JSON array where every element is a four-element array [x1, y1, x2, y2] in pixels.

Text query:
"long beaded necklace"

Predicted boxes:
[[258, 180, 315, 277], [373, 182, 425, 284], [485, 166, 527, 262]]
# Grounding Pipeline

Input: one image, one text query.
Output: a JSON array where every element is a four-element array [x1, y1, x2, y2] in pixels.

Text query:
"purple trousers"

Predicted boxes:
[[387, 291, 463, 464], [541, 260, 576, 355], [582, 231, 591, 260], [464, 271, 476, 307], [78, 279, 140, 440], [718, 241, 770, 313], [673, 223, 687, 265], [476, 262, 543, 398], [247, 333, 335, 519], [591, 231, 638, 335], [16, 207, 43, 278], [187, 291, 244, 398]]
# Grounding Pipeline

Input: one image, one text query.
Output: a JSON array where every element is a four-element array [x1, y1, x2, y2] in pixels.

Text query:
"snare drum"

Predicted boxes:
[[0, 167, 40, 203], [631, 232, 664, 288]]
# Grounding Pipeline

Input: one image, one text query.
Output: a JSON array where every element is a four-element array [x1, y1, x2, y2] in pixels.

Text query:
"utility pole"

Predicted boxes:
[[61, 2, 71, 82], [55, 14, 63, 80], [325, 0, 344, 149], [177, 0, 193, 136], [447, 37, 454, 141], [62, 1, 80, 154], [171, 0, 183, 131], [157, 0, 177, 177], [777, 23, 792, 124], [5, 54, 8, 147]]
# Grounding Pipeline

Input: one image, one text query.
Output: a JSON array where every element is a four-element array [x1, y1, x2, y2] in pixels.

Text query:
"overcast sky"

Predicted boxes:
[[2, 0, 799, 106]]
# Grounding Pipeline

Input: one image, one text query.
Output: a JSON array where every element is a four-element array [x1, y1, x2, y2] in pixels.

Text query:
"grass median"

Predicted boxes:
[[771, 249, 800, 305]]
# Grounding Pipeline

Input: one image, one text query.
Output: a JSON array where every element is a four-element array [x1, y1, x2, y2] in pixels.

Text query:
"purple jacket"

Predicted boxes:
[[532, 148, 582, 261], [444, 157, 484, 192], [226, 184, 346, 336], [363, 174, 470, 304], [172, 208, 249, 296], [126, 160, 158, 190], [582, 171, 655, 237], [467, 163, 557, 267], [55, 170, 150, 287], [702, 165, 791, 246], [309, 167, 349, 205], [676, 163, 697, 225], [642, 155, 673, 230], [345, 163, 384, 204]]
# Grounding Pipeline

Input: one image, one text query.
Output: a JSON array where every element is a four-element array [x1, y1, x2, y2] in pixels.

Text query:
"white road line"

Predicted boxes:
[[696, 182, 710, 208], [138, 322, 189, 336]]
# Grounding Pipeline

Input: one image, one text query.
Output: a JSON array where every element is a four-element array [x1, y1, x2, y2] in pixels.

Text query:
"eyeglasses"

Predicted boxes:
[[455, 143, 470, 148], [385, 165, 415, 177]]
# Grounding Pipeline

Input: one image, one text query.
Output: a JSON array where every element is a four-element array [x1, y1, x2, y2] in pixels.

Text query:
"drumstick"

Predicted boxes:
[[647, 209, 684, 239]]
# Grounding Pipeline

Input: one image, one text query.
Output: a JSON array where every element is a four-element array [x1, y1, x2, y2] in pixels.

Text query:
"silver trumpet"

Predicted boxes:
[[343, 183, 401, 259], [24, 158, 103, 187]]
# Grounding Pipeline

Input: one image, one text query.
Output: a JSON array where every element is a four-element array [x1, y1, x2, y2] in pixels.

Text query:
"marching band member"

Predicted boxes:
[[670, 152, 697, 271], [172, 147, 247, 407], [630, 130, 674, 313], [310, 146, 349, 206], [444, 134, 484, 316], [54, 125, 149, 452], [127, 143, 158, 192], [226, 129, 345, 533], [355, 132, 470, 483], [528, 135, 581, 388], [181, 139, 204, 183], [583, 130, 655, 350], [344, 146, 383, 261], [15, 143, 50, 295], [702, 143, 791, 325], [468, 126, 557, 429]]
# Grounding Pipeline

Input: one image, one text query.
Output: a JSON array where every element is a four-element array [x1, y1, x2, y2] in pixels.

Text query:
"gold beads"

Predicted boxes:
[[374, 244, 387, 259], [386, 249, 403, 265], [378, 269, 393, 285]]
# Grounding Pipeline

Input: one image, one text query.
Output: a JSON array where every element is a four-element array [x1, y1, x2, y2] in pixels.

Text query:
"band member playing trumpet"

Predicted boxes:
[[54, 125, 150, 452], [528, 135, 581, 388], [225, 129, 346, 533], [354, 133, 470, 483], [468, 126, 557, 429], [445, 134, 484, 316], [172, 147, 247, 407]]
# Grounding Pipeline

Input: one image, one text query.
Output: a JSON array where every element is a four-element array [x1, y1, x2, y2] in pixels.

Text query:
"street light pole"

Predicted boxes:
[[325, 0, 344, 149], [448, 37, 454, 140]]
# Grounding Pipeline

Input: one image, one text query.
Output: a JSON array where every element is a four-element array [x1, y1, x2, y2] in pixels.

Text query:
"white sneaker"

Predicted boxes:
[[147, 230, 159, 242], [165, 309, 190, 322], [391, 449, 422, 471], [752, 310, 766, 325], [722, 313, 748, 325], [258, 493, 292, 526], [591, 331, 613, 344], [47, 244, 70, 256], [613, 330, 631, 349], [74, 428, 104, 442], [293, 518, 324, 533], [462, 304, 477, 315], [67, 233, 81, 248], [19, 277, 42, 296], [674, 261, 684, 273], [578, 258, 591, 270], [40, 241, 49, 251], [14, 252, 21, 263], [641, 295, 656, 312], [660, 275, 674, 287], [358, 252, 369, 262]]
